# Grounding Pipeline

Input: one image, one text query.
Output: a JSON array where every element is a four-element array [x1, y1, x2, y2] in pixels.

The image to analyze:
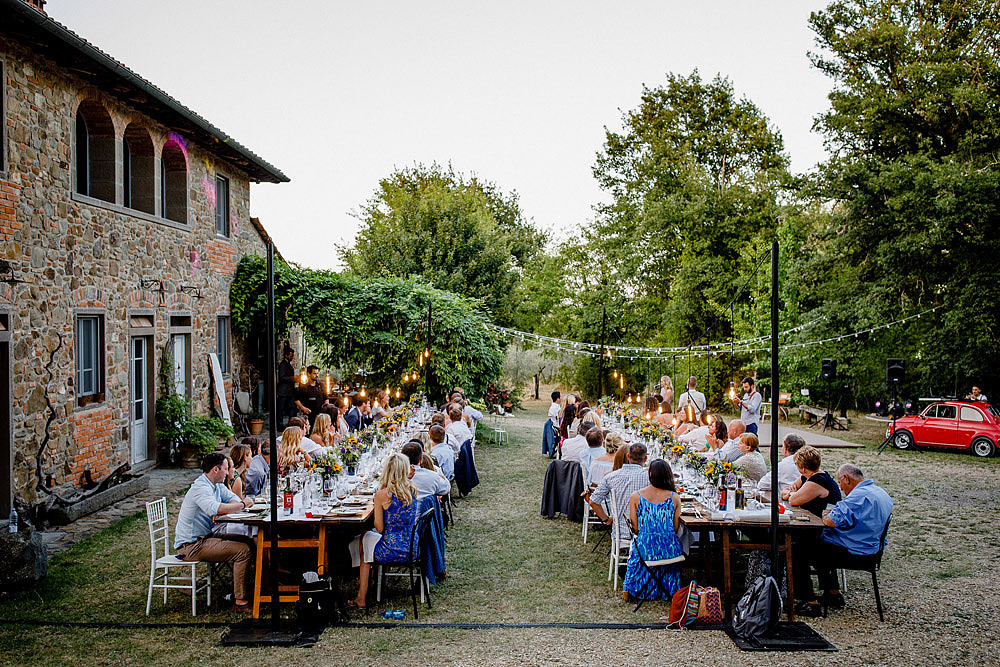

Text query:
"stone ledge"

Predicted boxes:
[[46, 474, 150, 525]]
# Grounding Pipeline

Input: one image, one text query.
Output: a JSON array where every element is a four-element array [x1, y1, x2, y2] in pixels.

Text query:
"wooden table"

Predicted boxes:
[[218, 502, 375, 618], [679, 505, 824, 622]]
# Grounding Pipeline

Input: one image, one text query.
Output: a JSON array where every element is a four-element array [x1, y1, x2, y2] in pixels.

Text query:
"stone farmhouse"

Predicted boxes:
[[0, 0, 288, 515]]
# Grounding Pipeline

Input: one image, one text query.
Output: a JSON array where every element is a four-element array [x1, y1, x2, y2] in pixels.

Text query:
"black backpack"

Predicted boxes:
[[297, 571, 345, 634], [732, 573, 781, 640]]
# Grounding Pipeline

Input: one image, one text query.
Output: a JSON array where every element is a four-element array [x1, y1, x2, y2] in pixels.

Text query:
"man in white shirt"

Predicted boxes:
[[428, 424, 455, 480], [758, 433, 805, 494], [676, 376, 707, 422], [543, 391, 561, 458], [445, 406, 474, 450], [707, 419, 745, 463], [452, 389, 484, 429], [965, 386, 988, 403], [402, 442, 450, 498], [580, 428, 606, 486], [174, 453, 255, 612], [731, 376, 762, 435], [561, 421, 594, 463]]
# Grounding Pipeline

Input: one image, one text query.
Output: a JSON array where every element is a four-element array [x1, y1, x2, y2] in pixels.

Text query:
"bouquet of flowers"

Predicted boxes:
[[666, 441, 690, 466], [702, 458, 741, 486], [310, 447, 343, 478], [338, 433, 365, 467]]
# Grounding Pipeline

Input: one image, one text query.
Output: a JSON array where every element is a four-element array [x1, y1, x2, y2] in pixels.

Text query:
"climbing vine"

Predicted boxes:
[[230, 256, 506, 400]]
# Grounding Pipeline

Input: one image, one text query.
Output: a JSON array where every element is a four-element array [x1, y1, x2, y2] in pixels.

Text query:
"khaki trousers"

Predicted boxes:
[[178, 536, 253, 601]]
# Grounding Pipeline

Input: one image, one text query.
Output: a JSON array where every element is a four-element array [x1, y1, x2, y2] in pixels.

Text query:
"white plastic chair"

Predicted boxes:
[[582, 483, 604, 544], [145, 497, 212, 616], [607, 489, 632, 590]]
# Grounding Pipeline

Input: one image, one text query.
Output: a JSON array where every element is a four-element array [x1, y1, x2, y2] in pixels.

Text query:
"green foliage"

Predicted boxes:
[[338, 164, 546, 325], [230, 255, 505, 402]]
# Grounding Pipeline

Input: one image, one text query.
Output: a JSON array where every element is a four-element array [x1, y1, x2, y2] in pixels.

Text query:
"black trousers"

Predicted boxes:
[[795, 537, 875, 601], [276, 394, 294, 427]]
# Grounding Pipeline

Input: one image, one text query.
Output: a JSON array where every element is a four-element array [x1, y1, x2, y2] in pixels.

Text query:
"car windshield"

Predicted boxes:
[[989, 405, 1000, 419]]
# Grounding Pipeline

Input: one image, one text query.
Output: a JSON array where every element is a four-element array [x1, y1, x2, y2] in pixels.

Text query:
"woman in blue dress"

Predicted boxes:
[[623, 459, 684, 601], [350, 453, 418, 609]]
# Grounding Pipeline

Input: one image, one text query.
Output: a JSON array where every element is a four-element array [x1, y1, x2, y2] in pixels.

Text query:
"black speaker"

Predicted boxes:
[[887, 358, 905, 386], [821, 359, 836, 381]]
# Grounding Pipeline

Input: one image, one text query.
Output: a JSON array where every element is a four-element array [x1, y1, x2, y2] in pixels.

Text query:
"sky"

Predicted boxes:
[[48, 0, 835, 270]]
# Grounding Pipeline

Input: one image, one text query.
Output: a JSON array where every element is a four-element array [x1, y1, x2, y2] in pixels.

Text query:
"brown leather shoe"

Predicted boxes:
[[232, 602, 252, 613]]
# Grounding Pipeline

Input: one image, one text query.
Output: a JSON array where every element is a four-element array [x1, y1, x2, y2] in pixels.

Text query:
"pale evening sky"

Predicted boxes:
[[48, 0, 835, 270]]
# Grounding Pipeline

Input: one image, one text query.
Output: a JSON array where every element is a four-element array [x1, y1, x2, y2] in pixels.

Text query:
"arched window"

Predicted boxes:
[[160, 139, 187, 224], [123, 124, 154, 214], [74, 99, 115, 203]]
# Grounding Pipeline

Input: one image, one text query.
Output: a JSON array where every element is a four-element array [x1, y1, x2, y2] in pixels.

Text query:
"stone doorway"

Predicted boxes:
[[0, 310, 11, 516], [129, 335, 154, 465]]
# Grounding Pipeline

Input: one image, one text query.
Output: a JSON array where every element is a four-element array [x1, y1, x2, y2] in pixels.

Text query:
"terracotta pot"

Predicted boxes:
[[180, 448, 200, 468], [248, 419, 264, 435]]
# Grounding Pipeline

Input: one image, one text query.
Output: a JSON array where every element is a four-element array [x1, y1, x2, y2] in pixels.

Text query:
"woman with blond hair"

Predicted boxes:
[[349, 453, 420, 609], [277, 425, 308, 476], [304, 412, 335, 457], [589, 431, 623, 482]]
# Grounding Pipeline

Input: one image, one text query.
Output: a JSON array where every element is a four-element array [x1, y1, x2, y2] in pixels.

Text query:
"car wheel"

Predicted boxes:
[[893, 429, 914, 450], [972, 437, 995, 458]]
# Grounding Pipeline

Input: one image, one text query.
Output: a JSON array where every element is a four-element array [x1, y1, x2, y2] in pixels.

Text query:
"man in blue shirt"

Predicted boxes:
[[429, 424, 455, 480], [174, 453, 255, 612], [794, 462, 893, 616], [243, 442, 271, 498]]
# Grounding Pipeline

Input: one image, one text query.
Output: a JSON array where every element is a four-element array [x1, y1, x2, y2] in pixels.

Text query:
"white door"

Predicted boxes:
[[131, 337, 147, 464], [172, 334, 187, 398]]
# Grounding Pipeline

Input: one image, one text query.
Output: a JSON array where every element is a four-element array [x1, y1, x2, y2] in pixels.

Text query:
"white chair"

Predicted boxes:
[[145, 497, 212, 616], [489, 410, 508, 446], [582, 483, 605, 544], [607, 489, 632, 591]]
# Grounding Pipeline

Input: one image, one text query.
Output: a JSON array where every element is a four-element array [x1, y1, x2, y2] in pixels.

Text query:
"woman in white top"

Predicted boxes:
[[304, 412, 335, 457], [589, 431, 623, 483], [370, 389, 391, 421], [734, 433, 767, 481]]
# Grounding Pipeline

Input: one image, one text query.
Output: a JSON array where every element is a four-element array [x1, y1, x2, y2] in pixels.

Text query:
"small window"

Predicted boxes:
[[936, 405, 956, 419], [961, 406, 985, 423], [215, 174, 230, 237], [75, 314, 105, 404], [216, 315, 230, 374], [74, 100, 115, 203]]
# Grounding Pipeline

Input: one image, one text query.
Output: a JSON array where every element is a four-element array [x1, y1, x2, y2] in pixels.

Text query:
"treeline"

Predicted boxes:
[[337, 0, 1000, 411]]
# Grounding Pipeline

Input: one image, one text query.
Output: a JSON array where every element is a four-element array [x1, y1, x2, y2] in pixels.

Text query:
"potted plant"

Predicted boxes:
[[248, 410, 267, 435]]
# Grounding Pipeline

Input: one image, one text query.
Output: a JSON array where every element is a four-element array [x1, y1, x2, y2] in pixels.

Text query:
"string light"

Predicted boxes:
[[300, 367, 308, 385]]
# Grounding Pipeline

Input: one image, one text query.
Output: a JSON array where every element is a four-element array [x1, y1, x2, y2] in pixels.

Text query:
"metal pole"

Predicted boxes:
[[265, 243, 280, 633], [425, 301, 433, 402], [599, 306, 607, 398], [769, 240, 780, 578]]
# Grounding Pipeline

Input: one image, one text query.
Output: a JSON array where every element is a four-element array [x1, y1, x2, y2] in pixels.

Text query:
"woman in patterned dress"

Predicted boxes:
[[622, 459, 684, 601], [350, 453, 419, 609]]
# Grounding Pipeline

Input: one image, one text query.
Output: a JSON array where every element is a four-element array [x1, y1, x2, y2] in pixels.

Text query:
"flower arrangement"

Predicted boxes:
[[339, 433, 365, 467], [702, 458, 741, 486], [666, 441, 690, 465], [310, 447, 343, 477]]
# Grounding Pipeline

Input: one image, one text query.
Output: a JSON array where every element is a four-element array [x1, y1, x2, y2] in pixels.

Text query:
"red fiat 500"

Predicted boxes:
[[888, 400, 1000, 457]]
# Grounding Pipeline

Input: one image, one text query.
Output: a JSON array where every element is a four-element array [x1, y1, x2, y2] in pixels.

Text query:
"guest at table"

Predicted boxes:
[[344, 398, 372, 431], [227, 443, 252, 500], [324, 405, 349, 437], [684, 415, 725, 451], [174, 453, 255, 612], [623, 459, 683, 601], [561, 421, 594, 463], [349, 454, 420, 610], [588, 443, 649, 542], [241, 436, 261, 458], [452, 388, 484, 429], [446, 406, 474, 448], [294, 365, 326, 428], [707, 419, 745, 463], [660, 376, 674, 412], [794, 463, 893, 616], [371, 389, 391, 421], [612, 442, 629, 472], [731, 376, 762, 435], [780, 445, 841, 517], [590, 431, 623, 482], [304, 412, 334, 458], [402, 441, 450, 499], [559, 403, 577, 443], [734, 433, 767, 481], [581, 428, 606, 485], [428, 424, 456, 480], [278, 425, 308, 475], [758, 433, 806, 494], [244, 442, 271, 498]]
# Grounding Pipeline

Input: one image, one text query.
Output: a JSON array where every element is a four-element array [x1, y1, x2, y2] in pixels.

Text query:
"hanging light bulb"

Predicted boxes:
[[395, 389, 401, 399], [685, 404, 695, 423], [671, 415, 678, 427], [613, 370, 618, 378], [300, 367, 308, 385], [418, 354, 424, 367], [343, 396, 349, 407], [325, 371, 331, 395], [619, 375, 624, 390], [360, 386, 366, 398]]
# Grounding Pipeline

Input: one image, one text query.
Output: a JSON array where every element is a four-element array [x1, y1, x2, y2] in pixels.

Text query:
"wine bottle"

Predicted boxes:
[[283, 476, 294, 515], [735, 478, 745, 510], [718, 482, 727, 512]]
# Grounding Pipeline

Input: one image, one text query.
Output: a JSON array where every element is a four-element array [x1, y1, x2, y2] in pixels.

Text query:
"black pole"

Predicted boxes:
[[425, 301, 433, 402], [265, 243, 280, 633], [769, 240, 780, 578], [598, 306, 607, 398]]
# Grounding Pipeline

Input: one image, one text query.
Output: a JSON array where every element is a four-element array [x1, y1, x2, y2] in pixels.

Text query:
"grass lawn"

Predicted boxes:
[[1, 399, 999, 666]]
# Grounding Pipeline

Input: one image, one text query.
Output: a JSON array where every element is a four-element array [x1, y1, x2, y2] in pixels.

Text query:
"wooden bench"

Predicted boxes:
[[801, 405, 849, 431]]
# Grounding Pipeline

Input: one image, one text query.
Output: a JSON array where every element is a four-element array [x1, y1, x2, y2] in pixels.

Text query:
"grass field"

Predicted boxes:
[[1, 399, 998, 666]]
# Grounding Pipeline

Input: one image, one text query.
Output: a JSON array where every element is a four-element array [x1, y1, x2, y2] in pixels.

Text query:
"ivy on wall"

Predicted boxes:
[[230, 256, 506, 401]]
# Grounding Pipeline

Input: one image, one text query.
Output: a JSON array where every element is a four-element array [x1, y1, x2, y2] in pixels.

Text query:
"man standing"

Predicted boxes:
[[276, 346, 296, 428], [543, 391, 561, 458], [174, 453, 255, 612], [732, 376, 762, 435], [676, 376, 707, 422], [794, 463, 893, 616], [294, 365, 325, 428]]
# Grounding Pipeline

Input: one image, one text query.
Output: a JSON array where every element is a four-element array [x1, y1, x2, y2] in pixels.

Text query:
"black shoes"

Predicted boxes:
[[794, 600, 825, 618], [822, 592, 846, 609]]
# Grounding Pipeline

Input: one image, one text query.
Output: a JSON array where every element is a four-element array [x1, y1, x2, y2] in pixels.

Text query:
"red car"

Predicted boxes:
[[888, 400, 1000, 457]]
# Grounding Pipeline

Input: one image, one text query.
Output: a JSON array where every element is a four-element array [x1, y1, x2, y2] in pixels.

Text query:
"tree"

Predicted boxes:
[[339, 164, 546, 326]]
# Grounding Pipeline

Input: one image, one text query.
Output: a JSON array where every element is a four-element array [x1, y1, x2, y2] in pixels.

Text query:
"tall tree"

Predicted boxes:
[[340, 164, 546, 326]]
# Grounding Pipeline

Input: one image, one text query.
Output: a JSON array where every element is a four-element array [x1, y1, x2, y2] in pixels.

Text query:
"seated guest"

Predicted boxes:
[[734, 433, 767, 482], [623, 460, 683, 601], [588, 443, 649, 542], [561, 421, 594, 463], [227, 443, 252, 499], [428, 424, 455, 480], [432, 412, 463, 453], [590, 431, 623, 482], [759, 433, 806, 494], [580, 428, 606, 485], [174, 453, 255, 612], [278, 425, 308, 476], [683, 415, 725, 451], [371, 389, 391, 421], [323, 405, 349, 437], [707, 419, 745, 463], [559, 403, 578, 442], [445, 406, 474, 448], [344, 399, 371, 431], [401, 442, 450, 499], [244, 442, 271, 498], [349, 454, 421, 609], [611, 443, 629, 472], [781, 445, 842, 517], [794, 463, 893, 616], [241, 436, 261, 457], [304, 413, 335, 457], [453, 389, 484, 429]]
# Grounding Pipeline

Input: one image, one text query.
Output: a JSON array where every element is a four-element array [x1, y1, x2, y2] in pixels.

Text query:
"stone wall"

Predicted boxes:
[[1, 35, 270, 504]]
